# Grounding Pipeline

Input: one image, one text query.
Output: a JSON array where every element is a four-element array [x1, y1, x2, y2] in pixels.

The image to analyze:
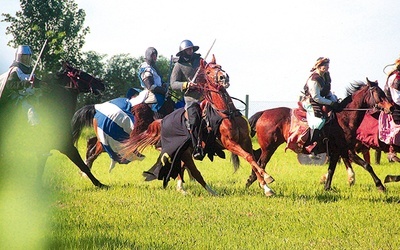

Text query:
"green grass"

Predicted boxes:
[[1, 134, 400, 249]]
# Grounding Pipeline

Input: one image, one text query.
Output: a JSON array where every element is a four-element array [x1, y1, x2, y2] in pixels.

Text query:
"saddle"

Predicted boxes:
[[286, 102, 333, 154]]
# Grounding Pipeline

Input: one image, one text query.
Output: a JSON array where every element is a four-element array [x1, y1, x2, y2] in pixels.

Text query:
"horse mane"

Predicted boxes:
[[345, 81, 366, 97], [122, 119, 162, 157]]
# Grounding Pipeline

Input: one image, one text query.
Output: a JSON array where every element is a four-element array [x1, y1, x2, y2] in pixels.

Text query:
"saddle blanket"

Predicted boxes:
[[94, 98, 136, 163]]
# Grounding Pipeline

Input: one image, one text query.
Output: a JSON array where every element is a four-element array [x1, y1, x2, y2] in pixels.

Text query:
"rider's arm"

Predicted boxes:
[[307, 79, 334, 105], [170, 64, 188, 91]]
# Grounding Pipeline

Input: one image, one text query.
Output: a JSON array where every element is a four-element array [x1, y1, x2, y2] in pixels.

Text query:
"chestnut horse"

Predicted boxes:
[[0, 62, 107, 188], [247, 79, 393, 192], [123, 55, 275, 196]]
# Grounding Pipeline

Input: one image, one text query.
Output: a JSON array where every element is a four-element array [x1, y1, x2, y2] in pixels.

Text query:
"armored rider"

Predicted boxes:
[[170, 40, 205, 160], [137, 47, 168, 118], [0, 45, 40, 125]]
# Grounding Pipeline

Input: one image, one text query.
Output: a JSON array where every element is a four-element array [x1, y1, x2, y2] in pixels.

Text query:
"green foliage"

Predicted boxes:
[[2, 1, 174, 107], [2, 0, 89, 73]]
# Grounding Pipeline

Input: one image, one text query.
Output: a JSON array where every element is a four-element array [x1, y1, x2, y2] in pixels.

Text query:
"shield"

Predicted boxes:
[[297, 153, 328, 165]]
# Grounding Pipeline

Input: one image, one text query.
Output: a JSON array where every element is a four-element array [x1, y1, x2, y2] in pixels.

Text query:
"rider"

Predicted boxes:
[[137, 47, 168, 118], [383, 56, 400, 161], [0, 45, 40, 126], [170, 39, 205, 160], [301, 57, 340, 153]]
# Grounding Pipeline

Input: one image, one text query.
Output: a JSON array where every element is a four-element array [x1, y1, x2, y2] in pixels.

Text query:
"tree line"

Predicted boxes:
[[1, 0, 175, 108]]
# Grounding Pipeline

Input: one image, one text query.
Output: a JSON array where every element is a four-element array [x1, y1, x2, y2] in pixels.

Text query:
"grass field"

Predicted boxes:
[[1, 134, 400, 249]]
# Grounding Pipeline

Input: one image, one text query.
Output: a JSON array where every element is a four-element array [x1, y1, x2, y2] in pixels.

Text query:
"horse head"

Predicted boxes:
[[197, 55, 239, 117], [364, 77, 393, 114], [58, 62, 106, 95], [199, 54, 230, 89]]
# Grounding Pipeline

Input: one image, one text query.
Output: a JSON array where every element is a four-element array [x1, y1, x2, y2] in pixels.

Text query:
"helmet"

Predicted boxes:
[[145, 47, 158, 63], [15, 45, 33, 67], [176, 40, 199, 56]]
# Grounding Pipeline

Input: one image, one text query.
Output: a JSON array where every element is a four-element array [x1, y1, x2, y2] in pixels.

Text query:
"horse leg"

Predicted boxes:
[[384, 175, 400, 183], [341, 157, 356, 186], [60, 143, 107, 188], [225, 143, 274, 196], [246, 147, 276, 188], [85, 137, 104, 170], [323, 152, 340, 190], [180, 149, 217, 195], [348, 150, 385, 192], [374, 150, 381, 165]]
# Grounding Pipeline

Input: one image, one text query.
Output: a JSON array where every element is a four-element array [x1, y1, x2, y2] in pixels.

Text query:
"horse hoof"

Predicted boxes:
[[377, 185, 386, 192], [320, 175, 327, 184], [264, 175, 275, 184], [264, 190, 275, 197], [177, 188, 188, 195], [348, 177, 355, 186], [98, 184, 109, 189]]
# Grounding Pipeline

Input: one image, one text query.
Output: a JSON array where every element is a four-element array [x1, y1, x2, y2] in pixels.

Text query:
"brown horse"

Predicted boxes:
[[122, 55, 275, 196], [247, 79, 393, 192]]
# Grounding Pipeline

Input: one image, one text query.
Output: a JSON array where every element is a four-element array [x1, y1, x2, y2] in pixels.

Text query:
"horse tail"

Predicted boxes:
[[122, 119, 162, 157], [71, 104, 96, 145], [248, 110, 264, 137], [231, 153, 240, 172]]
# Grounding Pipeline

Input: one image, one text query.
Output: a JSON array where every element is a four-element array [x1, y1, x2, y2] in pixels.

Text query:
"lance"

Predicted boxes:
[[29, 39, 48, 82], [190, 38, 216, 84]]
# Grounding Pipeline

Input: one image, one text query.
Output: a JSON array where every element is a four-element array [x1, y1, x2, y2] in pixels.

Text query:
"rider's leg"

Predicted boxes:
[[187, 103, 204, 160]]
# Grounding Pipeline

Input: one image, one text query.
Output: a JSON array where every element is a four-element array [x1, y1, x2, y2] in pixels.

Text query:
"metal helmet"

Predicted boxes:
[[145, 47, 158, 64], [15, 45, 33, 67], [176, 40, 199, 56]]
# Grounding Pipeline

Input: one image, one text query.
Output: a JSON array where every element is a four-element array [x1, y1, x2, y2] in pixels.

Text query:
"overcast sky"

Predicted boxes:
[[2, 0, 400, 103]]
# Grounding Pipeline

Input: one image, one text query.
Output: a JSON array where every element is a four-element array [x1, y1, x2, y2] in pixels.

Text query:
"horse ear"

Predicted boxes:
[[211, 54, 216, 64], [366, 77, 377, 86], [200, 58, 206, 68]]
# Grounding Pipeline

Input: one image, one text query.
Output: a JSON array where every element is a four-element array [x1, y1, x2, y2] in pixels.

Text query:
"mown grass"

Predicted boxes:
[[1, 132, 400, 249]]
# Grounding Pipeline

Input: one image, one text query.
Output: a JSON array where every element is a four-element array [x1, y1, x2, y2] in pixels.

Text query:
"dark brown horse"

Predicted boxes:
[[122, 55, 275, 196], [0, 62, 107, 188], [247, 79, 393, 192]]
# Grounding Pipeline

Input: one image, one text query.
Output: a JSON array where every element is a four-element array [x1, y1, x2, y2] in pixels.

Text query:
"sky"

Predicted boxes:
[[1, 0, 400, 103]]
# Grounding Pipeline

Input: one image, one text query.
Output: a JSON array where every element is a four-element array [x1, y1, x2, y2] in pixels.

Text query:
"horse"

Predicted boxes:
[[0, 62, 107, 188], [247, 79, 393, 192], [122, 55, 276, 197], [353, 108, 400, 183], [71, 96, 176, 173]]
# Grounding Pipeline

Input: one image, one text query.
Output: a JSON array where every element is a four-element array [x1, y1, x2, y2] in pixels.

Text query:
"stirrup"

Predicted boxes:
[[193, 147, 205, 160]]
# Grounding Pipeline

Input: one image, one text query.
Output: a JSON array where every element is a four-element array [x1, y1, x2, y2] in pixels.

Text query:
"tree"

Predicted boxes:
[[101, 54, 141, 101], [2, 0, 89, 73]]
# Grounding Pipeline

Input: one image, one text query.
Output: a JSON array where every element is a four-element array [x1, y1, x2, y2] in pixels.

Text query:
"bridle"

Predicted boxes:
[[198, 63, 239, 117], [62, 63, 103, 95], [342, 84, 387, 112]]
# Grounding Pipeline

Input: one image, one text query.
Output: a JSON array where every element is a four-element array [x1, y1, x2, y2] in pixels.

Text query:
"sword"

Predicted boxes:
[[190, 38, 216, 84], [29, 39, 48, 82]]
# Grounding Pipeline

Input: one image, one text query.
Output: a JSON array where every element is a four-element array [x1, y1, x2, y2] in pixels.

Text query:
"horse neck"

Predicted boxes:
[[207, 85, 236, 116], [41, 80, 79, 118], [339, 87, 371, 129]]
